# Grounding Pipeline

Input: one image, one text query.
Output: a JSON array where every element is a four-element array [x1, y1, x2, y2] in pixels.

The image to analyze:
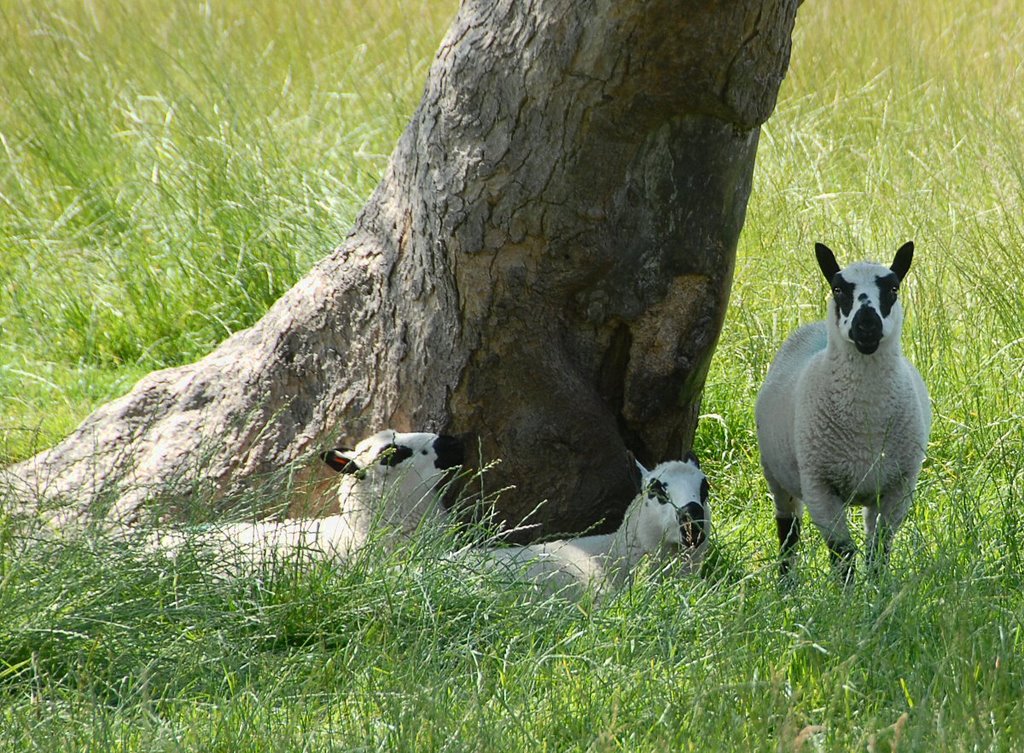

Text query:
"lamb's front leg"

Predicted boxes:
[[864, 485, 914, 575], [805, 485, 857, 585], [768, 477, 803, 579]]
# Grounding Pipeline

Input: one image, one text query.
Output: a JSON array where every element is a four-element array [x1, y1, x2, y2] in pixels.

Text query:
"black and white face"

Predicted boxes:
[[815, 242, 914, 355], [321, 430, 464, 481], [635, 455, 711, 552]]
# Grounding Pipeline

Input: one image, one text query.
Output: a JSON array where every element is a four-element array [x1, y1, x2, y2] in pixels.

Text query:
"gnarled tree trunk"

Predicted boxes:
[[4, 0, 799, 537]]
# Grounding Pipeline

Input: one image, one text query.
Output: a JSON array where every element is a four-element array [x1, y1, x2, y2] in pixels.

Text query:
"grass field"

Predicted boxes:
[[3, 0, 1024, 750]]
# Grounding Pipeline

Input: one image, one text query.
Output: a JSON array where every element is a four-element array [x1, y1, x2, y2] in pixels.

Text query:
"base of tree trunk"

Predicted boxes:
[[3, 0, 799, 539]]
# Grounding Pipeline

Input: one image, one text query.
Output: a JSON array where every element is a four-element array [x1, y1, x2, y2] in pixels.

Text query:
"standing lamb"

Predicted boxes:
[[756, 242, 930, 581], [148, 430, 464, 571], [450, 455, 711, 600]]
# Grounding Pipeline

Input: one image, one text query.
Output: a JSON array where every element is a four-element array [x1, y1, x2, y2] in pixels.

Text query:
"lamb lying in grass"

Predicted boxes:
[[450, 455, 711, 600], [756, 242, 931, 581], [147, 430, 464, 570]]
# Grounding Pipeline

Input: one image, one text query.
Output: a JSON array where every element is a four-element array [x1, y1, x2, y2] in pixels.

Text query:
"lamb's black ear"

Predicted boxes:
[[683, 450, 700, 469], [626, 450, 645, 491], [891, 241, 914, 282], [815, 242, 841, 282], [321, 448, 359, 474]]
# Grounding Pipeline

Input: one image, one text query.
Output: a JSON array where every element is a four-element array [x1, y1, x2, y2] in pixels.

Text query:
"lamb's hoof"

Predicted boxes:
[[828, 543, 857, 587]]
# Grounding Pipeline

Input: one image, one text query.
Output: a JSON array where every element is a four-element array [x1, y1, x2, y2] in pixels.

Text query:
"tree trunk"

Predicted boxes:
[[4, 0, 799, 537]]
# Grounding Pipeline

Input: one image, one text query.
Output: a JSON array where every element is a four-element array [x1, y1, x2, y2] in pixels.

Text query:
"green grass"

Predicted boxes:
[[2, 0, 1024, 750], [0, 0, 452, 464]]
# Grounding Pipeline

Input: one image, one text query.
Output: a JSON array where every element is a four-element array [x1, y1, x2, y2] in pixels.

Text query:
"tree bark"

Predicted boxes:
[[4, 0, 799, 537]]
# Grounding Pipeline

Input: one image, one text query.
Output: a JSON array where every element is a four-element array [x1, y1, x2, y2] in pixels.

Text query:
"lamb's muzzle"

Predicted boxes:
[[431, 435, 466, 471], [849, 306, 883, 353], [677, 502, 707, 549]]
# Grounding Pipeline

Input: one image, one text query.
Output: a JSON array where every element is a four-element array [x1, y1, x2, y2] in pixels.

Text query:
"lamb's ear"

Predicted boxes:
[[683, 450, 701, 469], [891, 241, 914, 282], [626, 451, 649, 487], [321, 448, 360, 474], [814, 242, 841, 282]]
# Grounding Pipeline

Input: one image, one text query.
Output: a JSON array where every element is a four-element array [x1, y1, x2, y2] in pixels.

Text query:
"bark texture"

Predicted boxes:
[[4, 0, 799, 537]]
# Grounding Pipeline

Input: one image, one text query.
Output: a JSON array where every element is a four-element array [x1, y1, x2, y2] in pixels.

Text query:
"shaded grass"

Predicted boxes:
[[2, 509, 1024, 752], [2, 0, 1024, 750]]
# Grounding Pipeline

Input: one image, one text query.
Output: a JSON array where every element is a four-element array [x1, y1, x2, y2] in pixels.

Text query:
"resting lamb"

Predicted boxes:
[[148, 430, 464, 570], [755, 242, 931, 581], [451, 455, 711, 600]]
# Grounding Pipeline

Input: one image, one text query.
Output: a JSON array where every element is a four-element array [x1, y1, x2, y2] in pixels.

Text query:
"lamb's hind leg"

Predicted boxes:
[[769, 480, 803, 578]]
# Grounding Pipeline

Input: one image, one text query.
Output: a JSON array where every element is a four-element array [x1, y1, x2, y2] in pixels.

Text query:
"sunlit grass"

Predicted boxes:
[[0, 0, 456, 463]]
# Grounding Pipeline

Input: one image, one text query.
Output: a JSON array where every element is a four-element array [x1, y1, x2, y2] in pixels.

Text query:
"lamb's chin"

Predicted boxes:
[[853, 340, 880, 355]]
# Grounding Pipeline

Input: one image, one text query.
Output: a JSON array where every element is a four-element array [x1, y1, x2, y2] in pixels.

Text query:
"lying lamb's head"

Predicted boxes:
[[321, 430, 464, 509], [815, 241, 914, 355], [632, 453, 711, 560]]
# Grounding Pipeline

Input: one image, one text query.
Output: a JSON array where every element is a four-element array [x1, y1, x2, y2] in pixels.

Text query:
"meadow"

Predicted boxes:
[[2, 0, 1024, 750]]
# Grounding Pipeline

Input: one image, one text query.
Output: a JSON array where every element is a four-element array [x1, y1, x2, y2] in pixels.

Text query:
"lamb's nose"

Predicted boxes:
[[432, 435, 465, 470], [851, 307, 882, 339], [677, 502, 707, 548]]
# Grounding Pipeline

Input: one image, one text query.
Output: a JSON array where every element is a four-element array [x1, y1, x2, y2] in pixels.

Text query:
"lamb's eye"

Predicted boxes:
[[647, 480, 670, 504], [891, 286, 899, 295], [832, 286, 843, 297]]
